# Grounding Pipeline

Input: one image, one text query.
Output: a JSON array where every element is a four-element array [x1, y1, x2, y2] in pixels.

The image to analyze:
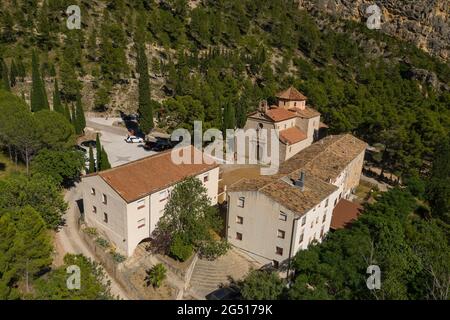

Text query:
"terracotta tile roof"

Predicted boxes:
[[228, 134, 367, 216], [265, 108, 297, 122], [279, 127, 307, 145], [229, 174, 337, 217], [276, 86, 307, 101], [279, 134, 367, 182], [331, 199, 363, 230], [291, 106, 321, 119], [87, 146, 219, 203]]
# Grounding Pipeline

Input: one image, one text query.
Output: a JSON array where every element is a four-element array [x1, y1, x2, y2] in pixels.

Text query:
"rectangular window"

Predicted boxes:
[[236, 216, 244, 224], [159, 190, 168, 202], [91, 188, 96, 195], [334, 199, 338, 206], [322, 214, 326, 223], [238, 197, 245, 208], [301, 216, 306, 226], [103, 213, 108, 223], [325, 198, 329, 207], [137, 218, 146, 229], [299, 231, 304, 243], [320, 226, 325, 238], [277, 230, 285, 239], [102, 194, 107, 204], [316, 217, 319, 224], [279, 212, 287, 221], [203, 173, 209, 183], [276, 247, 283, 256], [137, 198, 146, 209], [273, 260, 279, 268], [236, 232, 243, 241], [311, 221, 314, 228], [92, 206, 97, 214]]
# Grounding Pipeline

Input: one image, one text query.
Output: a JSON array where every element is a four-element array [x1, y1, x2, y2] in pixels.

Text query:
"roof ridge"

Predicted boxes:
[[97, 145, 188, 176]]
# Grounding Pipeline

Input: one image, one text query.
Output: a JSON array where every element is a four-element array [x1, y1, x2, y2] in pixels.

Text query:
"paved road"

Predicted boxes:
[[86, 119, 156, 168], [55, 185, 130, 300]]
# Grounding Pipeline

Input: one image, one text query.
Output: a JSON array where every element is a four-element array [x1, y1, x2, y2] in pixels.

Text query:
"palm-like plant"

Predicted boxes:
[[145, 263, 167, 288]]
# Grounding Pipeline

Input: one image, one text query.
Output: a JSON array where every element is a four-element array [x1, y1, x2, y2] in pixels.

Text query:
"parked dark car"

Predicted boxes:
[[206, 286, 240, 300], [143, 140, 157, 151], [80, 140, 97, 149], [152, 139, 173, 152]]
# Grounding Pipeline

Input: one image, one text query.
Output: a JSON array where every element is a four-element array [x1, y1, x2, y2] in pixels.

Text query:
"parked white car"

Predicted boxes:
[[125, 135, 144, 143]]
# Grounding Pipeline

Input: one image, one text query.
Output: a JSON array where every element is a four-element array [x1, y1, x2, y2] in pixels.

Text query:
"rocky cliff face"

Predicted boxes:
[[298, 0, 449, 60]]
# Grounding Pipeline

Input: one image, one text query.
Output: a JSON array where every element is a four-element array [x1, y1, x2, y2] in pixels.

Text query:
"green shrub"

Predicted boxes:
[[169, 235, 193, 262], [199, 240, 230, 260], [95, 237, 110, 248], [110, 251, 126, 263], [84, 227, 98, 237]]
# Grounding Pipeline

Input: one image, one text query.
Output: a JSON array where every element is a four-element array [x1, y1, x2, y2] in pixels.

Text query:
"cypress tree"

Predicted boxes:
[[52, 79, 63, 114], [10, 59, 17, 87], [63, 104, 71, 123], [70, 104, 76, 128], [1, 59, 10, 91], [75, 91, 86, 135], [30, 50, 49, 111], [137, 44, 154, 134], [222, 101, 236, 132], [88, 146, 96, 173], [17, 58, 26, 80], [96, 133, 102, 171], [100, 147, 111, 171]]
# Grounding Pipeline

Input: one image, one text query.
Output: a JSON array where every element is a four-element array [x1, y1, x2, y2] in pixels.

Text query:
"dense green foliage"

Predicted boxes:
[[238, 188, 450, 300], [426, 134, 450, 224], [0, 206, 52, 299], [31, 149, 84, 186], [0, 172, 68, 228], [0, 90, 75, 173], [153, 177, 225, 262], [33, 254, 114, 300], [240, 270, 285, 300]]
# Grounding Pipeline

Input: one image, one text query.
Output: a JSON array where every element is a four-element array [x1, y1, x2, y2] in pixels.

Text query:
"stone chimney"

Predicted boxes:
[[294, 171, 306, 191]]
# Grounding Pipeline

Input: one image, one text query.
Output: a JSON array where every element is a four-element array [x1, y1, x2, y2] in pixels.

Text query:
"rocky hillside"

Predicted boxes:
[[298, 0, 449, 60]]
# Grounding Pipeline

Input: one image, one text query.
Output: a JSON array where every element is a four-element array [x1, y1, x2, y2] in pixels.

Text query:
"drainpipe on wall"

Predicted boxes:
[[286, 215, 301, 282]]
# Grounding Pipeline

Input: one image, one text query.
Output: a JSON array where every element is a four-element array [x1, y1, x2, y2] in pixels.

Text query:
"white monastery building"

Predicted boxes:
[[81, 146, 219, 256], [226, 134, 367, 266]]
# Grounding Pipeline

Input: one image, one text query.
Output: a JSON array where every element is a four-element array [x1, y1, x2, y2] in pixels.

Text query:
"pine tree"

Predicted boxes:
[[137, 44, 154, 134], [30, 50, 49, 112], [88, 146, 96, 173], [96, 133, 102, 171], [100, 147, 111, 171], [52, 79, 63, 114], [75, 91, 86, 135]]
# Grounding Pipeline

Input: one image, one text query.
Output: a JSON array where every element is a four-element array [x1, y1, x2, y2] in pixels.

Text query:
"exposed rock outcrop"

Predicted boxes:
[[298, 0, 449, 60]]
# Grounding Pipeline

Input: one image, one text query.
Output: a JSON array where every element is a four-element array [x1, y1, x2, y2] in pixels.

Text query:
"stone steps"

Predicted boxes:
[[188, 249, 254, 298]]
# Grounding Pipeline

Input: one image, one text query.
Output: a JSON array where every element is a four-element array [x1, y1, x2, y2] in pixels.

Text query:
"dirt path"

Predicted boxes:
[[54, 185, 130, 300]]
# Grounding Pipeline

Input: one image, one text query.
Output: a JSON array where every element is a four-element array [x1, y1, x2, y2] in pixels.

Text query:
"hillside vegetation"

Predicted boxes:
[[0, 0, 449, 179]]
